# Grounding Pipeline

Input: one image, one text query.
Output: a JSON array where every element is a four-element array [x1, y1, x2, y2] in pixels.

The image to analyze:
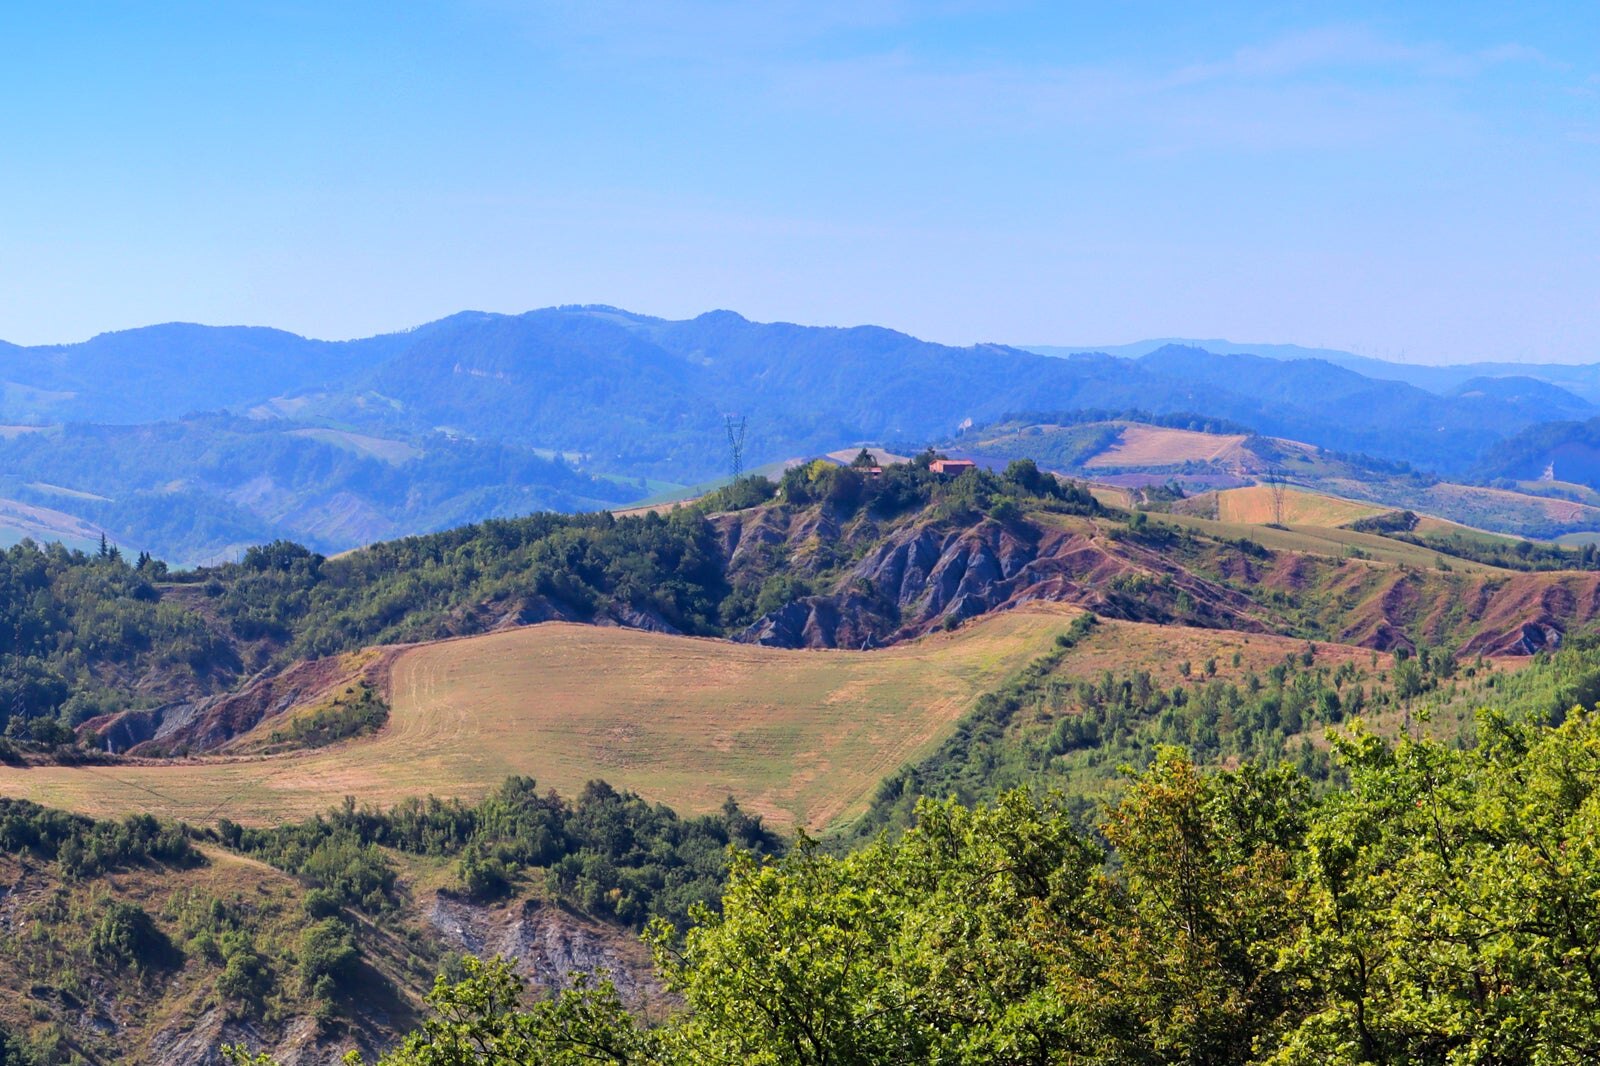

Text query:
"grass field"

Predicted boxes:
[[1514, 480, 1600, 507], [0, 608, 1097, 831], [1213, 485, 1388, 527], [1088, 485, 1134, 509], [1313, 477, 1600, 536], [286, 427, 423, 464], [1152, 511, 1506, 572], [1084, 425, 1249, 468]]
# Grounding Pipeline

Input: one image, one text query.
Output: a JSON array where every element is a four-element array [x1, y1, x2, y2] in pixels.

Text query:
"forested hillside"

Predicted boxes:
[[0, 415, 637, 563], [12, 455, 1600, 757], [212, 705, 1600, 1066], [1475, 415, 1600, 488], [8, 629, 1600, 1063], [0, 323, 400, 424], [8, 457, 1600, 1062], [0, 459, 1094, 742], [0, 776, 780, 1064]]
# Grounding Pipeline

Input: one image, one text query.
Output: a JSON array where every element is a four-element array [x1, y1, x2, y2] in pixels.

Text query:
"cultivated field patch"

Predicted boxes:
[[0, 608, 1089, 831], [1152, 511, 1505, 572], [286, 427, 423, 464], [1084, 425, 1249, 468], [1214, 485, 1388, 527]]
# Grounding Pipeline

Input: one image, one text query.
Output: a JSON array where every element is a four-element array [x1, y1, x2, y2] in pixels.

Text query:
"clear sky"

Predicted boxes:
[[2, 2, 1596, 363]]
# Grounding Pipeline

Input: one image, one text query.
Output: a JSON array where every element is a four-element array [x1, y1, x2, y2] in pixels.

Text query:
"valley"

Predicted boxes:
[[3, 420, 1600, 1065]]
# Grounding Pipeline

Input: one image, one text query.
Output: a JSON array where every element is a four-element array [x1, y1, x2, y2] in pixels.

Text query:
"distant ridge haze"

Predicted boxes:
[[1, 305, 1598, 561], [1026, 339, 1600, 403]]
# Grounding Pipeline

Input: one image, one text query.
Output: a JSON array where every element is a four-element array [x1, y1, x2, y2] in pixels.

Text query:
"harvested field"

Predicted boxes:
[[1214, 485, 1388, 527], [0, 607, 1090, 831], [1153, 512, 1506, 572], [1084, 425, 1248, 468], [0, 605, 1538, 832]]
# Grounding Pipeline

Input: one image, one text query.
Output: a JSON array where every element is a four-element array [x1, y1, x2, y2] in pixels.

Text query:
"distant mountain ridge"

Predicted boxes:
[[1026, 338, 1600, 402], [1, 306, 1598, 561]]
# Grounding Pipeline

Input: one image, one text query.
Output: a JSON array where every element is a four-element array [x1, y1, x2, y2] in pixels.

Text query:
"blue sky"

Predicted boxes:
[[1, 2, 1596, 362]]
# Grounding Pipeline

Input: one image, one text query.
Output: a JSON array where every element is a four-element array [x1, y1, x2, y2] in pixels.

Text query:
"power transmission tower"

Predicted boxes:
[[724, 415, 748, 480], [1263, 467, 1289, 527]]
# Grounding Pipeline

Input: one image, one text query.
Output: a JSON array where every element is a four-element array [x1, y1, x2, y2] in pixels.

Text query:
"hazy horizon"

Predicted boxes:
[[5, 307, 1599, 370]]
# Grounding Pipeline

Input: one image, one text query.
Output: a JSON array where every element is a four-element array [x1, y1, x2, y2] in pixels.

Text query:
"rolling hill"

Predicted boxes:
[[3, 309, 1597, 561], [6, 450, 1600, 1064], [0, 608, 1077, 830], [10, 455, 1600, 753], [0, 605, 1481, 837], [954, 415, 1600, 539]]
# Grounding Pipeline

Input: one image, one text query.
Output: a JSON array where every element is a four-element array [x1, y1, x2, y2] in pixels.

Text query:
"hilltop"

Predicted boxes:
[[6, 454, 1599, 779]]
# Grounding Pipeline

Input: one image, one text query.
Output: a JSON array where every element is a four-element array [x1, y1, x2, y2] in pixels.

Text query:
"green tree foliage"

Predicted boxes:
[[653, 792, 1106, 1065], [0, 540, 230, 730], [299, 918, 360, 1001], [775, 454, 1097, 522], [849, 617, 1466, 841], [0, 799, 196, 877], [342, 956, 650, 1066], [221, 777, 782, 928], [314, 712, 1600, 1065], [89, 901, 180, 974], [0, 463, 1104, 742]]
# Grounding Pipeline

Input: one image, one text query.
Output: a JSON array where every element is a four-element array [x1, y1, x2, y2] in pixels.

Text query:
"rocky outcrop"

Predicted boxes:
[[725, 504, 1600, 657], [81, 649, 400, 756], [738, 516, 1268, 649], [427, 894, 662, 1008]]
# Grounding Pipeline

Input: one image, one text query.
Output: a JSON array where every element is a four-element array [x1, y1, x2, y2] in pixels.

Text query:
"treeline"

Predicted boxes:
[[1341, 511, 1600, 572], [850, 617, 1468, 840], [1400, 529, 1600, 572], [0, 539, 235, 730], [220, 776, 784, 930], [0, 798, 197, 878], [975, 409, 1260, 437], [0, 777, 783, 1057], [0, 458, 1096, 737], [774, 452, 1096, 521], [243, 708, 1600, 1066]]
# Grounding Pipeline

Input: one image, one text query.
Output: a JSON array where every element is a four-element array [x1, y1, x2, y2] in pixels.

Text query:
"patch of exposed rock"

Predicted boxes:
[[81, 648, 401, 756], [427, 894, 662, 1009], [740, 516, 1266, 649]]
